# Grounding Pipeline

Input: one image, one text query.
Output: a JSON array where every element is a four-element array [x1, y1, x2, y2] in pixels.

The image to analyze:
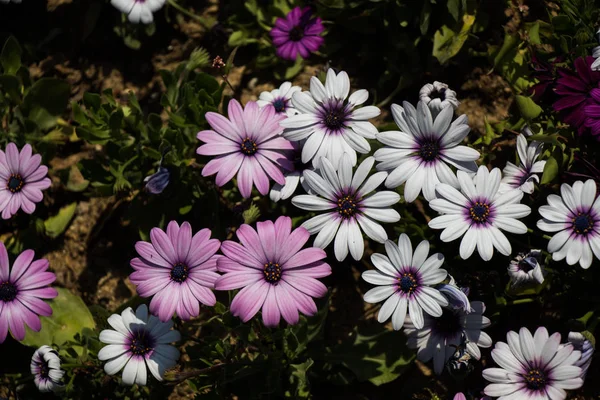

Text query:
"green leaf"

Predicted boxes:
[[492, 34, 519, 67], [0, 74, 21, 102], [515, 95, 542, 120], [541, 156, 558, 184], [447, 0, 460, 21], [23, 78, 70, 121], [286, 359, 314, 399], [21, 288, 96, 349], [243, 203, 261, 225], [66, 165, 90, 192], [44, 202, 77, 239], [527, 22, 541, 44], [432, 14, 476, 65], [420, 1, 432, 34], [284, 57, 304, 80], [0, 36, 22, 75]]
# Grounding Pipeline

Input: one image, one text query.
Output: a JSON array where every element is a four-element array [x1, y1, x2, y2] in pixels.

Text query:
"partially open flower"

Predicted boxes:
[[508, 249, 545, 286], [419, 81, 459, 118], [143, 166, 170, 194], [31, 346, 64, 393]]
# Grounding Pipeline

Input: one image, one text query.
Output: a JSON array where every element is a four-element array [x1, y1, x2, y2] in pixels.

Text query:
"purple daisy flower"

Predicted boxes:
[[130, 221, 221, 322], [270, 7, 324, 61], [0, 143, 51, 220], [0, 242, 58, 343], [31, 345, 65, 393], [215, 216, 332, 327], [197, 100, 294, 199]]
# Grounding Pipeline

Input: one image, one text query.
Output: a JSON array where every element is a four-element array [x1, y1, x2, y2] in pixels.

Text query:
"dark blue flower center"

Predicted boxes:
[[7, 174, 24, 193], [272, 98, 286, 113], [433, 309, 461, 336], [469, 202, 491, 224], [0, 281, 17, 302], [430, 87, 446, 100], [289, 26, 304, 42], [129, 330, 155, 356], [572, 213, 594, 235], [524, 368, 546, 390], [398, 273, 418, 294], [324, 109, 346, 131], [170, 263, 189, 283], [419, 140, 440, 162], [38, 362, 50, 379], [263, 262, 282, 284], [337, 195, 358, 218], [240, 138, 258, 155]]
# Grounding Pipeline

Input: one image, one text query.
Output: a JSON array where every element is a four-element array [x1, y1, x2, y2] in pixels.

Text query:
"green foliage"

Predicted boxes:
[[44, 202, 77, 239]]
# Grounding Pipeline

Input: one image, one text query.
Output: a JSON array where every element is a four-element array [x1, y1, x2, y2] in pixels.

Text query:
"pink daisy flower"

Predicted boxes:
[[0, 143, 51, 219], [215, 216, 332, 327], [197, 100, 294, 198], [129, 221, 221, 322], [0, 242, 58, 343], [270, 7, 325, 61]]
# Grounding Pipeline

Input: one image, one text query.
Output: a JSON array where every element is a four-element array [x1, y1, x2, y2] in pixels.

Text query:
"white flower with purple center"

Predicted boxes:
[[98, 304, 180, 386], [374, 102, 479, 202], [362, 234, 448, 330], [508, 249, 545, 287], [482, 327, 584, 400], [292, 154, 400, 261], [500, 134, 546, 194], [257, 81, 302, 117], [110, 0, 166, 24], [568, 331, 594, 379], [281, 68, 380, 168], [30, 345, 64, 393], [419, 81, 459, 117], [536, 179, 600, 269], [428, 165, 531, 261], [403, 300, 492, 375]]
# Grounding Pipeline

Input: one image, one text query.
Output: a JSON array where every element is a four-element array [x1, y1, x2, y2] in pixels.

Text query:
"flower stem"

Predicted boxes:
[[167, 0, 214, 31]]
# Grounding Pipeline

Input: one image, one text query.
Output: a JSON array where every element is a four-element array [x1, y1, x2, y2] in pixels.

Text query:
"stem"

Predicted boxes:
[[375, 76, 405, 109], [507, 298, 535, 306], [61, 363, 92, 369], [167, 0, 214, 30], [166, 363, 226, 384]]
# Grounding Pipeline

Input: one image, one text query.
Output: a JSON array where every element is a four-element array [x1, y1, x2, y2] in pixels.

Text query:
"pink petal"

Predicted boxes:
[[282, 282, 318, 316], [227, 100, 247, 136], [256, 220, 277, 261], [285, 261, 331, 278], [282, 275, 328, 298], [278, 227, 310, 265], [0, 242, 9, 281], [135, 241, 171, 268], [17, 271, 56, 290], [176, 222, 192, 263], [220, 241, 263, 268], [214, 271, 263, 290], [150, 228, 177, 265], [204, 112, 242, 141], [10, 249, 35, 283], [24, 166, 49, 183], [187, 280, 217, 306], [283, 248, 327, 269], [261, 287, 281, 327], [237, 158, 254, 198], [275, 284, 299, 325], [236, 225, 268, 264], [6, 143, 20, 174], [188, 268, 220, 288], [255, 153, 286, 186], [17, 296, 52, 317], [215, 153, 244, 187], [21, 154, 42, 178], [230, 280, 269, 322]]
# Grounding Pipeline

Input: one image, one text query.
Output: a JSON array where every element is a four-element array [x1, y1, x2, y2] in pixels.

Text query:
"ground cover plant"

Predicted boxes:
[[0, 0, 599, 399]]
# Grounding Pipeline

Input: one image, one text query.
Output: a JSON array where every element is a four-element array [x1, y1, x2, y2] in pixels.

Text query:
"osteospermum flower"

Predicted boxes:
[[292, 155, 400, 261], [257, 82, 302, 117], [98, 304, 180, 386], [130, 221, 220, 322], [362, 234, 448, 330], [269, 141, 312, 202], [482, 327, 584, 399], [437, 276, 471, 313], [31, 346, 64, 393], [281, 68, 380, 168], [500, 134, 546, 194], [270, 7, 324, 61], [110, 0, 166, 24], [197, 100, 293, 198], [536, 179, 600, 269], [419, 81, 459, 117], [0, 242, 57, 343], [374, 102, 479, 202], [215, 216, 331, 327], [404, 300, 492, 375], [428, 166, 531, 261], [508, 249, 545, 286], [568, 332, 594, 379], [454, 394, 466, 400], [0, 143, 51, 220]]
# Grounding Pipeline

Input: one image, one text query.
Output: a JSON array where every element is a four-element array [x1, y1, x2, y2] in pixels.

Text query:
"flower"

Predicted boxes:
[[0, 242, 57, 343], [269, 141, 312, 202], [215, 216, 331, 327], [98, 304, 180, 386], [454, 394, 467, 400], [362, 234, 448, 330], [428, 165, 531, 261], [144, 166, 170, 194], [529, 53, 563, 102], [419, 81, 459, 117], [437, 276, 471, 313], [536, 179, 600, 269], [568, 332, 594, 379], [292, 155, 400, 261], [257, 81, 302, 117], [31, 345, 64, 393], [508, 249, 545, 286], [482, 327, 584, 399], [0, 143, 51, 220], [270, 7, 324, 61], [500, 134, 546, 194], [281, 68, 380, 168], [403, 300, 492, 375], [130, 221, 221, 322], [374, 102, 479, 202], [110, 0, 166, 24], [553, 56, 600, 134], [197, 100, 294, 198]]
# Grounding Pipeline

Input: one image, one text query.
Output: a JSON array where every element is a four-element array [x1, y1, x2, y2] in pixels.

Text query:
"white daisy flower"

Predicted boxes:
[[30, 346, 65, 393], [98, 304, 180, 386], [257, 81, 302, 117], [404, 300, 492, 375], [374, 101, 479, 202], [292, 154, 400, 261], [419, 81, 459, 117], [508, 249, 545, 287], [281, 68, 380, 168], [428, 165, 531, 261], [536, 179, 600, 269], [482, 327, 584, 400], [269, 141, 312, 202], [500, 134, 546, 194], [568, 332, 594, 379], [111, 0, 166, 24], [362, 234, 448, 330]]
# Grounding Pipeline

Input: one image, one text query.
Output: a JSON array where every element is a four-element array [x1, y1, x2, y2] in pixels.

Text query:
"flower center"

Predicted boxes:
[[469, 202, 491, 224], [398, 273, 418, 294], [0, 281, 17, 302], [240, 138, 258, 155], [38, 362, 50, 379], [524, 368, 546, 391], [7, 174, 24, 193], [572, 213, 594, 235], [432, 309, 461, 336], [430, 88, 446, 100], [263, 262, 282, 284], [419, 140, 440, 162], [337, 194, 358, 218], [129, 330, 154, 356], [272, 98, 287, 113], [170, 263, 189, 283], [289, 26, 304, 42]]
